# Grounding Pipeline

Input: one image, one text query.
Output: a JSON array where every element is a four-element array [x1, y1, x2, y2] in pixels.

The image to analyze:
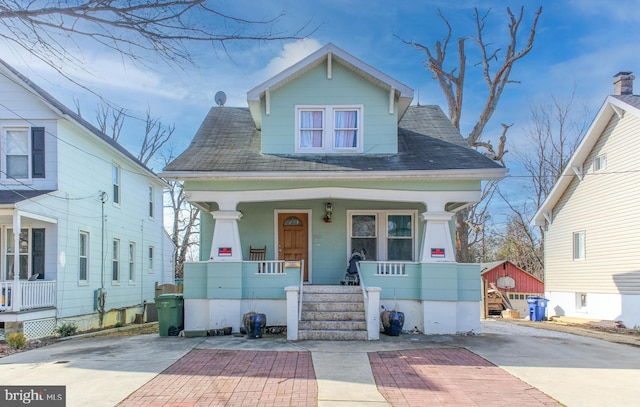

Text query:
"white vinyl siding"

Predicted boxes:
[[545, 112, 640, 295]]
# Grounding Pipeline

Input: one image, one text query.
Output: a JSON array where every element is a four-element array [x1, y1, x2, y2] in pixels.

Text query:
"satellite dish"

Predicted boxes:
[[497, 276, 515, 290], [214, 91, 227, 107]]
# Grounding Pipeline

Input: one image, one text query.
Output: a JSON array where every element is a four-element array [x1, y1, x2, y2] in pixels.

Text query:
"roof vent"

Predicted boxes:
[[613, 71, 634, 95]]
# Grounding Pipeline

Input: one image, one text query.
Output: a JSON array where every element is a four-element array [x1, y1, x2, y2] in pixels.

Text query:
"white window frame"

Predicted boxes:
[[573, 231, 585, 260], [347, 210, 417, 261], [148, 185, 154, 219], [593, 154, 607, 172], [3, 226, 31, 280], [112, 238, 120, 284], [112, 163, 121, 205], [2, 127, 31, 181], [576, 292, 588, 311], [128, 241, 136, 283], [295, 105, 363, 153], [79, 231, 89, 284], [148, 246, 154, 273]]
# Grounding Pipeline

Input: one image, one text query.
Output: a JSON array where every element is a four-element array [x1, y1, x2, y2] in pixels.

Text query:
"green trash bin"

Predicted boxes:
[[155, 294, 184, 336]]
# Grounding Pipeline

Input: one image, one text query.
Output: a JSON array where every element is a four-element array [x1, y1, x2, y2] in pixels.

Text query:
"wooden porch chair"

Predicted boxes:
[[249, 246, 267, 273]]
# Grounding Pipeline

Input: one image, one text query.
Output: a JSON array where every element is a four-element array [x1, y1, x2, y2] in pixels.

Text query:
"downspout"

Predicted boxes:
[[99, 191, 108, 327]]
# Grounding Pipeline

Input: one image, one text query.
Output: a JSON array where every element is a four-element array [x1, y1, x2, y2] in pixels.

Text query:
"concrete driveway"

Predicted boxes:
[[0, 320, 638, 406]]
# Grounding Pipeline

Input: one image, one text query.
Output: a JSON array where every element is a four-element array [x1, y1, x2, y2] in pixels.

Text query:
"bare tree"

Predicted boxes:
[[163, 152, 200, 278], [96, 103, 126, 141], [400, 6, 542, 262], [502, 92, 589, 256], [138, 108, 174, 166], [0, 1, 313, 73]]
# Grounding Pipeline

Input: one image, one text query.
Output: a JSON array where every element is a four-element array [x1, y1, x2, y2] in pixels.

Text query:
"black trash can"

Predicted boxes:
[[155, 294, 184, 336]]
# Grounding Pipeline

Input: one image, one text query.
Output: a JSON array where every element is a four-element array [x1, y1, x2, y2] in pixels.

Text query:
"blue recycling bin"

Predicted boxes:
[[527, 296, 549, 321]]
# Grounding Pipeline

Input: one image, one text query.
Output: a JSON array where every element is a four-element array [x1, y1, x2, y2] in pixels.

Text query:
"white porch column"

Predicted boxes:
[[420, 211, 456, 263], [12, 210, 21, 311], [209, 210, 243, 261]]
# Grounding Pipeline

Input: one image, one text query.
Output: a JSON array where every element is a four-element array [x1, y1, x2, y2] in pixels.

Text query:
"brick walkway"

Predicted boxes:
[[369, 348, 559, 406], [118, 350, 317, 407]]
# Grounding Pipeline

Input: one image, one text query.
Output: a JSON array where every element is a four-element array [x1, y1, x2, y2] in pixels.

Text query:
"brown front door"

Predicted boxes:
[[278, 213, 309, 282]]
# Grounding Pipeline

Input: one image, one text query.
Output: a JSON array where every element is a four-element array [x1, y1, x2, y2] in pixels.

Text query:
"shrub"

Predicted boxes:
[[55, 322, 78, 337], [6, 332, 26, 349]]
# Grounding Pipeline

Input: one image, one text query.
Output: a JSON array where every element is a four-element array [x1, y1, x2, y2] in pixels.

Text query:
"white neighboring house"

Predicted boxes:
[[0, 59, 173, 339], [533, 72, 640, 328]]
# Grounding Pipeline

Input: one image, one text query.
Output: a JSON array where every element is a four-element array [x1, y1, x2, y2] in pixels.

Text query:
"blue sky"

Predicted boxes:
[[3, 0, 640, 226]]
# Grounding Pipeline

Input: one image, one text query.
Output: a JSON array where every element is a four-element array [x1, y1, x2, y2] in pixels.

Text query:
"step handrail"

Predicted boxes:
[[356, 262, 367, 300], [298, 260, 304, 321]]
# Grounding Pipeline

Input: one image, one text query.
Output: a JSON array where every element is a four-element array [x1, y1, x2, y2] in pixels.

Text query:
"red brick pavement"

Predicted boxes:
[[117, 349, 317, 407], [369, 348, 560, 406]]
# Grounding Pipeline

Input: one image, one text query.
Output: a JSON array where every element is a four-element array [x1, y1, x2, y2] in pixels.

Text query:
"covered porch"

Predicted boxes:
[[0, 207, 58, 331], [182, 186, 484, 338]]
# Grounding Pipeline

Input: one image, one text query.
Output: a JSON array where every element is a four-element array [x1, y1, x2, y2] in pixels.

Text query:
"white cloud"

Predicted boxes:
[[259, 39, 323, 80]]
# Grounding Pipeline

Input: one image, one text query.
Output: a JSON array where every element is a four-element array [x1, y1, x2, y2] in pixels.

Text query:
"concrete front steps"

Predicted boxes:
[[298, 285, 368, 340]]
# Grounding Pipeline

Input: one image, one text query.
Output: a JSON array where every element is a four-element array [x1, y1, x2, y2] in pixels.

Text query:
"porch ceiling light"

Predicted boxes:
[[324, 202, 333, 223]]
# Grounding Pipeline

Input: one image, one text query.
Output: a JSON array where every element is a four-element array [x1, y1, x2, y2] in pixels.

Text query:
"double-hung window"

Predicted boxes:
[[4, 128, 29, 179], [112, 238, 120, 282], [148, 185, 154, 218], [148, 246, 154, 273], [129, 242, 136, 282], [594, 154, 606, 172], [296, 105, 363, 153], [79, 231, 89, 282], [1, 127, 45, 180], [573, 231, 585, 260], [349, 211, 416, 261], [112, 164, 121, 205]]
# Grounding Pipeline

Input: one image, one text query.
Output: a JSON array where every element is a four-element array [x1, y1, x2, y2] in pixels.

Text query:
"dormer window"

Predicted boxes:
[[296, 105, 363, 153]]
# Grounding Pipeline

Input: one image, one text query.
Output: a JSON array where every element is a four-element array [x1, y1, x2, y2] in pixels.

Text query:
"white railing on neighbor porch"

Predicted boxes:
[[0, 280, 56, 312], [375, 261, 409, 276]]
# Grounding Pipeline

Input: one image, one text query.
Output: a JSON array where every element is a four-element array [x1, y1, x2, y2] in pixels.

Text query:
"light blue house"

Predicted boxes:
[[162, 43, 506, 339], [0, 59, 173, 339]]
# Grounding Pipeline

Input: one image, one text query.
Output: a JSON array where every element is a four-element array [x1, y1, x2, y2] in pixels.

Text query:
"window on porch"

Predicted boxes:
[[3, 227, 45, 280], [349, 211, 416, 261]]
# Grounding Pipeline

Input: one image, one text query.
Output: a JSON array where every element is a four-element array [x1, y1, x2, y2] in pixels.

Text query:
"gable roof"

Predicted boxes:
[[161, 105, 505, 180], [533, 95, 640, 226], [246, 43, 414, 129], [0, 58, 159, 179]]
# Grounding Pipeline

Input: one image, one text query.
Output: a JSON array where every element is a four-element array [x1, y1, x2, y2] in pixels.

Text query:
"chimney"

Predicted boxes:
[[613, 71, 634, 95]]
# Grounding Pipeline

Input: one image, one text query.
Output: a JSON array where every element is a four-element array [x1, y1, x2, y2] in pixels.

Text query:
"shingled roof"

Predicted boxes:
[[163, 105, 504, 174]]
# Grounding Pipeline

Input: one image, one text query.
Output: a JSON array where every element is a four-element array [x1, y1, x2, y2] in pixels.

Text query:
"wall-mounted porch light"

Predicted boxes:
[[324, 202, 333, 223]]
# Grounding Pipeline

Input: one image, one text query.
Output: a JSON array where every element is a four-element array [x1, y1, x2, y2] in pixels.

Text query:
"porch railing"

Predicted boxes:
[[247, 260, 285, 274], [374, 261, 411, 276], [0, 280, 56, 312]]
